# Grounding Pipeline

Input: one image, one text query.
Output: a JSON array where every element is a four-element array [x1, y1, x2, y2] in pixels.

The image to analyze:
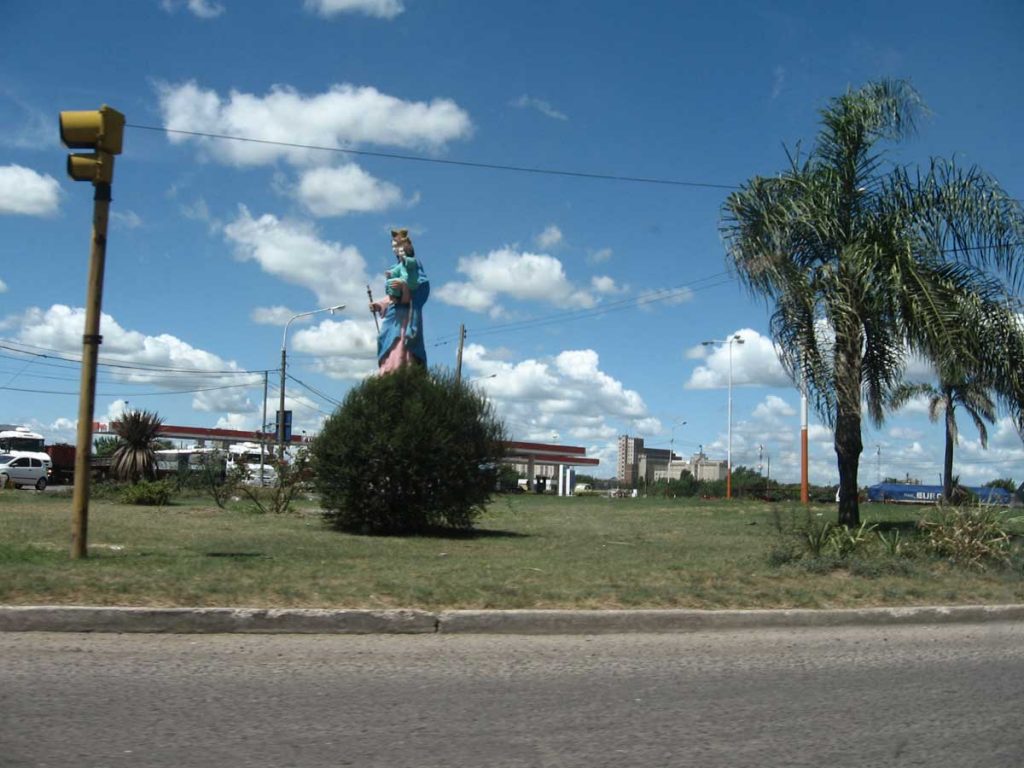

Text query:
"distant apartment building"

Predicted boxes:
[[617, 435, 643, 485], [618, 434, 727, 485]]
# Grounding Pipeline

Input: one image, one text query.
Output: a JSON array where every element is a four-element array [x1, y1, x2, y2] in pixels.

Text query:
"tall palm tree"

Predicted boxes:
[[110, 410, 165, 484], [889, 378, 996, 502], [721, 80, 1024, 526]]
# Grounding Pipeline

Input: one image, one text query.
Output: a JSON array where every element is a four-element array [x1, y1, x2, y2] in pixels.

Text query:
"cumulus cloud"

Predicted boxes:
[[106, 400, 131, 421], [156, 81, 472, 166], [460, 344, 648, 456], [588, 247, 612, 264], [10, 305, 260, 414], [436, 247, 594, 314], [291, 318, 378, 380], [296, 164, 406, 216], [752, 394, 796, 422], [685, 328, 790, 389], [434, 282, 497, 315], [305, 0, 404, 18], [535, 224, 563, 249], [222, 205, 371, 308], [161, 0, 225, 18], [590, 275, 623, 294], [510, 95, 568, 121], [0, 165, 60, 216], [251, 306, 302, 325]]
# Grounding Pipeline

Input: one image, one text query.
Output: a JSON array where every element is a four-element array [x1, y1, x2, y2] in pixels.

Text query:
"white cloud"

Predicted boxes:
[[685, 328, 790, 389], [461, 344, 649, 456], [291, 318, 378, 380], [752, 394, 796, 422], [434, 282, 497, 315], [11, 305, 260, 415], [0, 165, 60, 216], [510, 95, 568, 121], [223, 206, 371, 308], [588, 247, 612, 264], [0, 279, 6, 293], [436, 247, 594, 314], [893, 393, 932, 416], [296, 164, 406, 216], [251, 306, 303, 325], [111, 210, 143, 229], [0, 95, 53, 150], [106, 400, 131, 421], [156, 81, 472, 166], [304, 0, 404, 19], [590, 275, 623, 294], [536, 224, 563, 249], [632, 417, 663, 434], [635, 286, 693, 312], [161, 0, 225, 18]]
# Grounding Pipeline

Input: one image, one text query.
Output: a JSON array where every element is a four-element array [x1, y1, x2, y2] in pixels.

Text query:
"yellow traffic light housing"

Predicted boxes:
[[59, 105, 125, 185]]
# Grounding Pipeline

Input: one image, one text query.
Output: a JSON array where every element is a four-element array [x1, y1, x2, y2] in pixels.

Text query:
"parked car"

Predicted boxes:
[[0, 454, 48, 490]]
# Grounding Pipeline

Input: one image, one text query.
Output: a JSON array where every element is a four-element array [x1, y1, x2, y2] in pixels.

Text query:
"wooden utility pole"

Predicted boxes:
[[61, 105, 125, 560], [455, 324, 466, 383], [70, 180, 112, 559]]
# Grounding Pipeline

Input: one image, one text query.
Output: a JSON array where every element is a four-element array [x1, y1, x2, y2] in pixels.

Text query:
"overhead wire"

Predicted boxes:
[[286, 373, 342, 407], [431, 270, 734, 347], [0, 381, 262, 397], [0, 340, 273, 377], [126, 123, 740, 191]]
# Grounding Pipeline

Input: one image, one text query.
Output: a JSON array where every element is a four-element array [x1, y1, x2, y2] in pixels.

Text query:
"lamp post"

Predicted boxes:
[[669, 418, 686, 481], [279, 304, 345, 459], [702, 334, 744, 499]]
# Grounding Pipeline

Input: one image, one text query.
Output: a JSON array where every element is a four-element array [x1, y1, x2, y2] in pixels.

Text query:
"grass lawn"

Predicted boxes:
[[1, 489, 1022, 609]]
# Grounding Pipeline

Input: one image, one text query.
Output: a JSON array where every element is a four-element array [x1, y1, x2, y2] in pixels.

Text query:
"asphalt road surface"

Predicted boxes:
[[2, 623, 1022, 767]]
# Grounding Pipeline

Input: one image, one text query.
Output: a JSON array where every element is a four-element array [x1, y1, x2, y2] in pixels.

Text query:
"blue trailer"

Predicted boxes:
[[866, 482, 1013, 505]]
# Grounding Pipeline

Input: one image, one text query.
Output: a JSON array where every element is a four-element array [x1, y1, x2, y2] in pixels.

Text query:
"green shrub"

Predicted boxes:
[[312, 366, 506, 534], [118, 480, 173, 506]]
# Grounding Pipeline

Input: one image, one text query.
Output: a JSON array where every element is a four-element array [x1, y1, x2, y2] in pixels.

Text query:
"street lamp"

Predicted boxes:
[[669, 418, 686, 480], [279, 304, 345, 459], [702, 334, 744, 499]]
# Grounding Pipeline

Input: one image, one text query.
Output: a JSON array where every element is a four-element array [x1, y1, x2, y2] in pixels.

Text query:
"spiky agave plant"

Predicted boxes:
[[110, 409, 165, 484]]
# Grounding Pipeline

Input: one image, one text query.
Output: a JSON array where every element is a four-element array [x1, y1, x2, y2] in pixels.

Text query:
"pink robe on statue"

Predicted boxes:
[[371, 298, 420, 373]]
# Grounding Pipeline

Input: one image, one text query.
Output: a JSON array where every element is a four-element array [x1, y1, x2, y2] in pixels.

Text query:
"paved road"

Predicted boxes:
[[3, 623, 1022, 767]]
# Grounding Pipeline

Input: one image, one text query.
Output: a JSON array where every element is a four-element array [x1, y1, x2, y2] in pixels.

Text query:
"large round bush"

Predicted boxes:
[[312, 367, 506, 534]]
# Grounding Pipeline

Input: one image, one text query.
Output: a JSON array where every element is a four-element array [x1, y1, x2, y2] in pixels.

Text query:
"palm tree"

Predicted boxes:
[[110, 410, 165, 483], [889, 378, 996, 502], [721, 80, 1024, 526]]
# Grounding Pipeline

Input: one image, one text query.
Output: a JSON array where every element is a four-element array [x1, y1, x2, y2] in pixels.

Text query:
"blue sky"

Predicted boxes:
[[2, 0, 1023, 484]]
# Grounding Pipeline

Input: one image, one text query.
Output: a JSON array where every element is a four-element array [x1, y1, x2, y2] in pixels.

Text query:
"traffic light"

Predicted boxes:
[[59, 105, 125, 184]]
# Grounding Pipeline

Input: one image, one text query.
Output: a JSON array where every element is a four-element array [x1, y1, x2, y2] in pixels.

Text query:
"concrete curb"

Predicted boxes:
[[1, 604, 1023, 634], [0, 606, 437, 634], [437, 605, 1024, 634]]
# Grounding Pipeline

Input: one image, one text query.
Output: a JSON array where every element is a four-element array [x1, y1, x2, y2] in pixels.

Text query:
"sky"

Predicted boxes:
[[2, 0, 1023, 485]]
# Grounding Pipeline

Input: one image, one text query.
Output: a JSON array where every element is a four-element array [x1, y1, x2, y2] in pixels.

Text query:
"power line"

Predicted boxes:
[[432, 270, 733, 346], [0, 340, 271, 376], [126, 123, 740, 190], [286, 373, 342, 407], [0, 381, 261, 397]]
